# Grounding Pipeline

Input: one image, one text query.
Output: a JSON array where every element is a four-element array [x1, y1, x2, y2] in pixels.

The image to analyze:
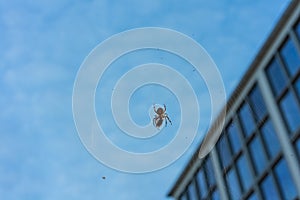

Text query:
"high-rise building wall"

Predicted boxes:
[[168, 1, 300, 200]]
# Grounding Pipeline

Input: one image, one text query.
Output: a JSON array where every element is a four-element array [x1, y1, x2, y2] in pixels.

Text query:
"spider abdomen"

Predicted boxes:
[[155, 118, 164, 127]]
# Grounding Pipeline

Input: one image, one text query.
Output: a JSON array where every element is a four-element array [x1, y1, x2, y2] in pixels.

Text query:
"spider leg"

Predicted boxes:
[[166, 115, 172, 125], [153, 105, 158, 114], [153, 116, 157, 126], [163, 104, 166, 112], [163, 116, 169, 127]]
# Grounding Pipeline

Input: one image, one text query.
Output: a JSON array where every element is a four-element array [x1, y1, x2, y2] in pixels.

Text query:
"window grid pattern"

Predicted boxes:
[[216, 83, 288, 200], [258, 157, 298, 200], [198, 157, 219, 200], [185, 178, 200, 200], [177, 18, 300, 200], [265, 20, 300, 191], [216, 81, 299, 200], [180, 156, 218, 200], [292, 19, 300, 166], [266, 21, 300, 140], [217, 18, 300, 200]]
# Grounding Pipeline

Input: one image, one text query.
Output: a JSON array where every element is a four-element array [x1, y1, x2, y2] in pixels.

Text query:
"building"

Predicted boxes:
[[167, 1, 300, 200]]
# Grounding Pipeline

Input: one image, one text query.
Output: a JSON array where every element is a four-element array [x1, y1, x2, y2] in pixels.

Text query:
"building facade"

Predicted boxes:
[[168, 1, 300, 200]]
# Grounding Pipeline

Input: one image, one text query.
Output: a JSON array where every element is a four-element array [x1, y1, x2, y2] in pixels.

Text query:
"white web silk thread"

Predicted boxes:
[[72, 27, 226, 173]]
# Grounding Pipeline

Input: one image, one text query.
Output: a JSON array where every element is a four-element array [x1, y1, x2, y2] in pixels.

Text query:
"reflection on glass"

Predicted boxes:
[[260, 120, 280, 159], [212, 189, 220, 200], [266, 58, 288, 97], [249, 137, 267, 175], [205, 157, 216, 187], [280, 38, 300, 77], [227, 121, 242, 155], [274, 159, 297, 200], [238, 102, 256, 137], [217, 135, 232, 169], [237, 154, 252, 192], [279, 91, 300, 133], [188, 179, 199, 200], [249, 85, 267, 122], [226, 168, 241, 200], [260, 175, 280, 200], [197, 169, 207, 198]]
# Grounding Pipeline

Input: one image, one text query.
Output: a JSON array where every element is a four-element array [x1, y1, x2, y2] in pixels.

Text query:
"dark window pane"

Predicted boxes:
[[294, 77, 300, 99], [260, 175, 280, 200], [188, 180, 199, 200], [180, 191, 189, 200], [296, 21, 300, 39], [280, 38, 300, 77], [227, 121, 242, 155], [260, 120, 280, 159], [237, 154, 253, 192], [217, 135, 232, 169], [249, 137, 267, 175], [205, 157, 216, 187], [279, 91, 300, 133], [266, 58, 288, 97], [296, 138, 300, 160], [247, 193, 259, 200], [274, 159, 297, 200], [212, 189, 220, 200], [226, 168, 241, 200], [238, 102, 256, 137], [197, 169, 208, 198], [249, 85, 267, 122]]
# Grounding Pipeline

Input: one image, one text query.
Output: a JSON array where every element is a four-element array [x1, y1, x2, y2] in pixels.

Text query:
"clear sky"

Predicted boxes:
[[0, 0, 291, 199]]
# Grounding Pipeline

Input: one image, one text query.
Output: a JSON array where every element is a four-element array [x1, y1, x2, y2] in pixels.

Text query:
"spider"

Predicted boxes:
[[153, 104, 172, 128]]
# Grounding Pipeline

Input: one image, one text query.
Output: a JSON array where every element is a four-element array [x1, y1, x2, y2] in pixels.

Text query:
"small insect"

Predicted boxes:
[[153, 104, 172, 128]]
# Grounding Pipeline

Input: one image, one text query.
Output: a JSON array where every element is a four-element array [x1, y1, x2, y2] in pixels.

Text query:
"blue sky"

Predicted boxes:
[[0, 0, 291, 199]]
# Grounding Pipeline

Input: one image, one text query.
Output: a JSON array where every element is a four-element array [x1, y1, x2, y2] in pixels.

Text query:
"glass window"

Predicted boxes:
[[188, 179, 199, 200], [205, 157, 216, 187], [226, 168, 241, 200], [197, 169, 208, 198], [295, 20, 300, 39], [260, 120, 280, 159], [180, 191, 189, 200], [247, 193, 259, 200], [249, 137, 267, 175], [211, 189, 220, 200], [238, 102, 256, 137], [249, 85, 267, 122], [274, 159, 297, 200], [260, 175, 280, 200], [296, 138, 300, 160], [279, 91, 300, 133], [266, 58, 288, 97], [227, 121, 242, 155], [237, 154, 252, 192], [294, 77, 300, 99], [217, 135, 232, 169], [280, 38, 300, 77]]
